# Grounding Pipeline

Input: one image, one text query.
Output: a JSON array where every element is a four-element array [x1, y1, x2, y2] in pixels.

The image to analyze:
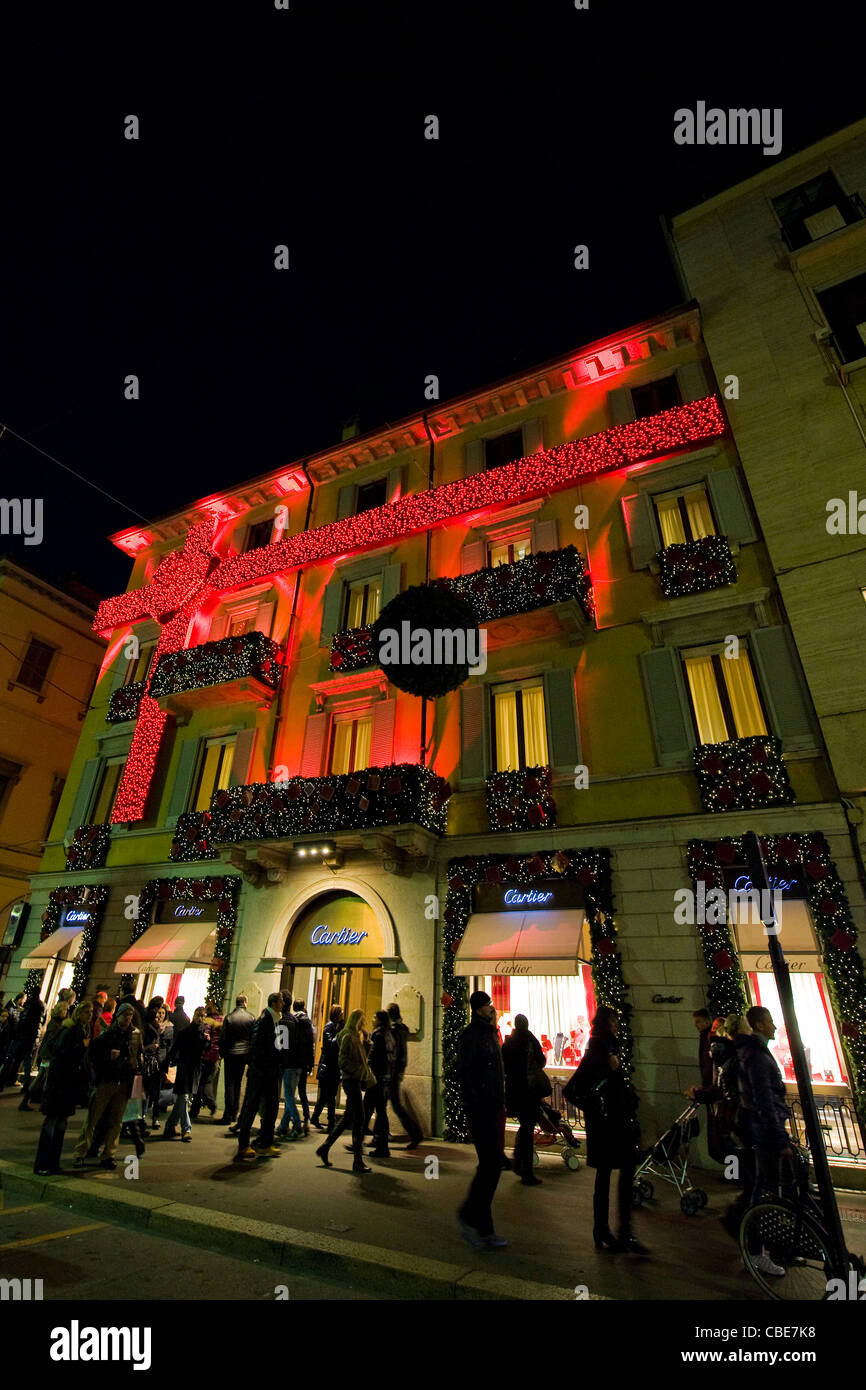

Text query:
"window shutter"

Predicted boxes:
[[460, 540, 485, 575], [608, 387, 636, 426], [543, 669, 580, 771], [621, 492, 660, 569], [337, 485, 356, 520], [639, 647, 696, 766], [463, 440, 484, 477], [66, 758, 101, 834], [705, 469, 757, 545], [522, 416, 544, 454], [381, 563, 401, 607], [748, 627, 819, 750], [675, 361, 707, 403], [300, 713, 328, 778], [254, 600, 275, 637], [166, 739, 202, 826], [369, 698, 396, 768], [532, 518, 558, 554], [319, 579, 345, 645], [386, 466, 403, 504], [110, 651, 129, 694], [229, 728, 257, 788], [460, 682, 487, 783], [210, 613, 229, 642]]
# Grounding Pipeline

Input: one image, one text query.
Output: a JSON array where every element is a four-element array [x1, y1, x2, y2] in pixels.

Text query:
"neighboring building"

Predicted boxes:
[[9, 300, 865, 1167], [0, 558, 105, 984]]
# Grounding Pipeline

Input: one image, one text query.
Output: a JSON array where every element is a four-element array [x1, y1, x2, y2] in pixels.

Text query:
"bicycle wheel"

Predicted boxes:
[[739, 1201, 832, 1300]]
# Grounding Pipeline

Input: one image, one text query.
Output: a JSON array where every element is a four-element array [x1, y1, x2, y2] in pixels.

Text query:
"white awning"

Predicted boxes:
[[114, 920, 217, 975], [454, 909, 589, 977], [20, 921, 87, 970]]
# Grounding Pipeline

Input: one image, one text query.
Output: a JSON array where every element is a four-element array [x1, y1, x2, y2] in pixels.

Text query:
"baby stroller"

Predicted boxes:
[[631, 1102, 707, 1215], [532, 1099, 582, 1171]]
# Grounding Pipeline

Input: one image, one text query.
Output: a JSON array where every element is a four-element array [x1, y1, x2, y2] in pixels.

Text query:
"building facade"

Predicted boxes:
[[10, 298, 866, 1163]]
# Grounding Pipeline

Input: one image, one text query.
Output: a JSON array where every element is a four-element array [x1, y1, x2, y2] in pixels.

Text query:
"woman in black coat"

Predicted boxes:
[[34, 1000, 94, 1176], [501, 1014, 546, 1185], [311, 1005, 344, 1132], [165, 1006, 206, 1142], [572, 1005, 648, 1254]]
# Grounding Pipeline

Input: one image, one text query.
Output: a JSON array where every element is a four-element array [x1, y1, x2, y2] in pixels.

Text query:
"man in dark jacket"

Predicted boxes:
[[364, 1011, 396, 1158], [235, 994, 284, 1160], [73, 1003, 141, 1169], [168, 996, 190, 1034], [738, 1006, 794, 1199], [292, 999, 315, 1133], [386, 1002, 423, 1148], [1, 992, 45, 1094], [311, 1006, 343, 1132], [218, 994, 255, 1125], [456, 990, 508, 1250], [276, 994, 302, 1139]]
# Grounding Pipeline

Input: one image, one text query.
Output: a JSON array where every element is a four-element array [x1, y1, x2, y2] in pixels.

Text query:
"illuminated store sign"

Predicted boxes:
[[474, 880, 584, 913], [310, 924, 369, 947]]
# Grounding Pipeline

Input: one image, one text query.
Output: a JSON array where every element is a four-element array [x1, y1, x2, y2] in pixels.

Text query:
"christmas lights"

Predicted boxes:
[[121, 875, 241, 1010], [150, 630, 281, 700], [106, 680, 145, 724], [656, 535, 736, 599], [687, 834, 866, 1115], [170, 811, 219, 862], [26, 885, 110, 999], [484, 766, 556, 831], [441, 848, 629, 1141], [65, 824, 111, 871], [110, 695, 169, 822], [693, 735, 795, 814], [208, 764, 451, 842]]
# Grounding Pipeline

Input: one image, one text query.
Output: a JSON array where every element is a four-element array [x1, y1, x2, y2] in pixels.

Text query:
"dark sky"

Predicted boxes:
[[1, 6, 863, 600]]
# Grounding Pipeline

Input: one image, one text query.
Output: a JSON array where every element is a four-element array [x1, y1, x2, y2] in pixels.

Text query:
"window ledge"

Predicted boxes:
[[6, 679, 46, 702]]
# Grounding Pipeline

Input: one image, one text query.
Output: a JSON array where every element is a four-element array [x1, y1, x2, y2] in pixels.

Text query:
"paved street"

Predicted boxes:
[[3, 1090, 864, 1301]]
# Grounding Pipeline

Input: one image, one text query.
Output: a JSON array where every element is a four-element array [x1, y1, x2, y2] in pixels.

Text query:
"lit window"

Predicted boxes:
[[345, 578, 381, 629], [748, 971, 847, 1086], [488, 534, 532, 568], [227, 612, 254, 637], [654, 485, 716, 546], [192, 736, 236, 812], [330, 714, 373, 775], [15, 637, 56, 693], [123, 640, 155, 687], [492, 681, 549, 771], [683, 647, 768, 744], [91, 758, 126, 824]]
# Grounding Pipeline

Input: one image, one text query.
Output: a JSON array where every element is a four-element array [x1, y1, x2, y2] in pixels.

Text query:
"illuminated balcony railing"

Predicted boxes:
[[656, 535, 736, 599], [693, 735, 795, 814], [150, 631, 281, 711], [208, 763, 451, 842], [485, 766, 557, 831], [106, 680, 146, 724], [65, 823, 111, 871]]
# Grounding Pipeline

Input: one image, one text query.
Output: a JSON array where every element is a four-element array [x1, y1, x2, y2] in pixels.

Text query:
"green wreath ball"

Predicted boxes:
[[370, 583, 481, 698]]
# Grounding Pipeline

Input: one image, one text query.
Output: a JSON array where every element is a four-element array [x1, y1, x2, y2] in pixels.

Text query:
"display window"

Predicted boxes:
[[747, 969, 848, 1087], [478, 963, 596, 1069]]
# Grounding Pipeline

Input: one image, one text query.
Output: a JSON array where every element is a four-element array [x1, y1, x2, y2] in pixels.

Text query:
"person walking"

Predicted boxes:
[[142, 1003, 171, 1129], [292, 999, 315, 1134], [386, 1002, 423, 1148], [73, 1003, 141, 1170], [276, 993, 302, 1140], [26, 999, 70, 1107], [235, 994, 284, 1161], [364, 1010, 396, 1158], [315, 1009, 374, 1173], [165, 1006, 207, 1143], [502, 1013, 548, 1185], [570, 1005, 648, 1255], [456, 990, 508, 1250], [190, 1002, 222, 1120], [218, 994, 255, 1126], [33, 1000, 94, 1176], [310, 1005, 343, 1132], [1, 991, 46, 1097]]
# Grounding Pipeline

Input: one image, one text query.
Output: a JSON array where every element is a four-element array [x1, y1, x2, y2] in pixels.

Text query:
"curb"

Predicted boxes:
[[0, 1160, 598, 1301]]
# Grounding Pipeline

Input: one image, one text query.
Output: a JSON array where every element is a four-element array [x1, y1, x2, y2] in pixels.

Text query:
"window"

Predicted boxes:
[[191, 736, 236, 812], [772, 172, 863, 251], [44, 775, 66, 839], [631, 376, 682, 420], [245, 519, 274, 551], [484, 429, 524, 471], [816, 272, 866, 364], [329, 713, 373, 775], [227, 611, 254, 637], [344, 577, 382, 629], [654, 484, 716, 546], [123, 640, 155, 687], [0, 757, 22, 819], [15, 637, 56, 693], [488, 533, 532, 568], [683, 646, 768, 744], [356, 478, 387, 514], [491, 681, 549, 771], [91, 758, 126, 824]]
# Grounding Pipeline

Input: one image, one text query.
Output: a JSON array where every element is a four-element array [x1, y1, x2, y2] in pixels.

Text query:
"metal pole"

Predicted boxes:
[[742, 831, 850, 1279]]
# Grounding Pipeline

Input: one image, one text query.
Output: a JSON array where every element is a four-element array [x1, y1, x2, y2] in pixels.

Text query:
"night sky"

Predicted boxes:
[[1, 8, 863, 600]]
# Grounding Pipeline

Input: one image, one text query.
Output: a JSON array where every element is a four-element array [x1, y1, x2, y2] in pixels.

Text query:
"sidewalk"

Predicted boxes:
[[2, 1093, 864, 1300]]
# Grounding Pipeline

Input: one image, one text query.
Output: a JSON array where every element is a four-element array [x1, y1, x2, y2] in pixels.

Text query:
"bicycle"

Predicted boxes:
[[738, 1143, 866, 1300]]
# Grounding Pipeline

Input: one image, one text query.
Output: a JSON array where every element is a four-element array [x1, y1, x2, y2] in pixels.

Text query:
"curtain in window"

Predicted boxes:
[[656, 496, 687, 547], [683, 487, 716, 540], [365, 581, 381, 626], [352, 716, 372, 772], [720, 652, 767, 738], [684, 656, 728, 744], [486, 975, 592, 1068], [216, 742, 234, 791], [347, 587, 365, 629], [489, 542, 509, 568], [494, 690, 519, 771], [331, 721, 352, 775], [522, 685, 549, 766], [750, 972, 847, 1084]]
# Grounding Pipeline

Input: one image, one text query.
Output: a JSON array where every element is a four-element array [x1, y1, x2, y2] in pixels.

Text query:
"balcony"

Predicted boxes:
[[169, 811, 219, 863], [106, 680, 146, 724], [65, 823, 111, 871], [328, 547, 594, 672], [780, 192, 866, 252], [208, 763, 451, 846], [656, 536, 736, 600], [150, 631, 281, 714], [485, 766, 557, 831], [693, 735, 795, 814]]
